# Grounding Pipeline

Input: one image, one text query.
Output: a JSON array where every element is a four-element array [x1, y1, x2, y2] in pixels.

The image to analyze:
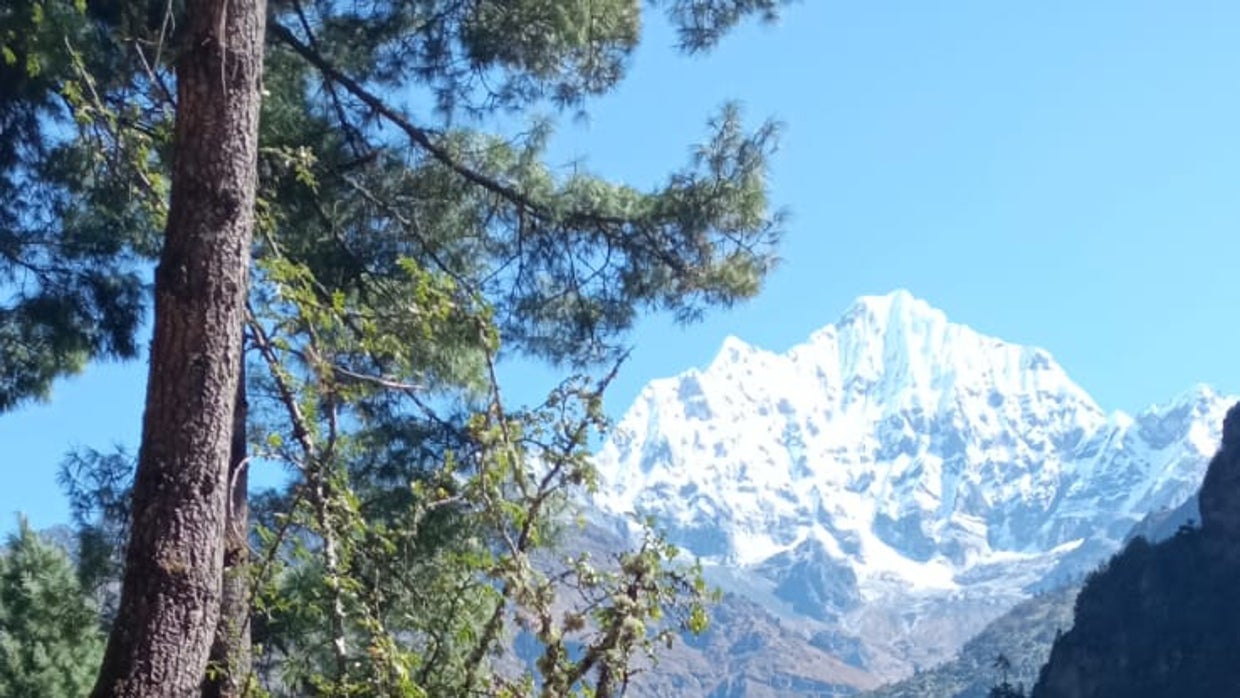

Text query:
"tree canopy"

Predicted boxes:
[[0, 519, 105, 697], [0, 0, 792, 695]]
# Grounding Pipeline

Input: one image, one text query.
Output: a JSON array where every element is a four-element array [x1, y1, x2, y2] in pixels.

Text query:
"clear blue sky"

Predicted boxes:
[[5, 1, 1240, 530]]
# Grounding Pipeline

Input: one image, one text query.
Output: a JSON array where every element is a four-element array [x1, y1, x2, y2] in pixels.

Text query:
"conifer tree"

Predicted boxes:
[[0, 519, 105, 698], [2, 1, 793, 695]]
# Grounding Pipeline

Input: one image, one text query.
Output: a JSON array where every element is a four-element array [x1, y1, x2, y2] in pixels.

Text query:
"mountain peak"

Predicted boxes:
[[1171, 383, 1220, 407], [596, 289, 1230, 574], [592, 291, 1236, 687], [711, 334, 759, 365], [793, 291, 1094, 425], [849, 288, 937, 317], [831, 289, 947, 336]]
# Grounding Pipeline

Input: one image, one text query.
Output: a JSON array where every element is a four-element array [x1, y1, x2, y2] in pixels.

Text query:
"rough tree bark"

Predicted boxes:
[[203, 356, 251, 698], [89, 0, 267, 693]]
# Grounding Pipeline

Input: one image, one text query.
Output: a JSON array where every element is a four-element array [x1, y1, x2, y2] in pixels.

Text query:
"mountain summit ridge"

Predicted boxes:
[[591, 290, 1231, 679]]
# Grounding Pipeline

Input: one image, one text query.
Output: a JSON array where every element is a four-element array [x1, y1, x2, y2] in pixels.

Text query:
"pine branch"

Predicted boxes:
[[245, 304, 350, 683], [269, 22, 654, 232]]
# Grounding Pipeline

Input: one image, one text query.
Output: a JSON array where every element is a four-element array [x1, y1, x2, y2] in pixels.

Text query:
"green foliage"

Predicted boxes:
[[0, 518, 104, 697], [9, 0, 796, 693], [229, 7, 790, 687], [0, 0, 792, 403], [660, 0, 787, 54], [241, 251, 718, 695], [56, 446, 133, 618], [279, 0, 791, 115], [0, 0, 164, 410], [1033, 529, 1240, 697]]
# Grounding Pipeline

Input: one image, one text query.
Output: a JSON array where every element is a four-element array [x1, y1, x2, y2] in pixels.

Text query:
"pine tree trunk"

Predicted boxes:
[[203, 356, 251, 698], [90, 0, 266, 693]]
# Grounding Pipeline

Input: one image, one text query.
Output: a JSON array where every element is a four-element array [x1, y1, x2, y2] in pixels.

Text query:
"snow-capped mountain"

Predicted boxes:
[[590, 290, 1232, 681]]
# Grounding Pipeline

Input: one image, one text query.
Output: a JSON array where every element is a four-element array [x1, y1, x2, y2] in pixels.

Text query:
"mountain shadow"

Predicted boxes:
[[1032, 402, 1240, 698]]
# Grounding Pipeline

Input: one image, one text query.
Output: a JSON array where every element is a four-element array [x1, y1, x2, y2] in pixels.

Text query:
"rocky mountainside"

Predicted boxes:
[[856, 486, 1202, 698], [1032, 404, 1240, 698], [628, 591, 880, 697], [588, 290, 1233, 688], [522, 522, 882, 696], [861, 585, 1078, 698]]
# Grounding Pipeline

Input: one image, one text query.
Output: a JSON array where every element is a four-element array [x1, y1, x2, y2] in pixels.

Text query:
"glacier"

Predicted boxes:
[[589, 289, 1232, 679]]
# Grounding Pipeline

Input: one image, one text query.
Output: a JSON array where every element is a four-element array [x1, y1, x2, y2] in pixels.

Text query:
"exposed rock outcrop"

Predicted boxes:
[[1032, 402, 1240, 698], [1198, 402, 1240, 538]]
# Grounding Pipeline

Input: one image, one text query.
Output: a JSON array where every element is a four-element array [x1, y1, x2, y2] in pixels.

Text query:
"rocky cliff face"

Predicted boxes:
[[1032, 404, 1240, 698], [1198, 402, 1240, 538]]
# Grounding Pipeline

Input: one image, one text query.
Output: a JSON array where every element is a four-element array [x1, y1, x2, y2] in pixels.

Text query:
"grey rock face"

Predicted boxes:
[[1199, 402, 1240, 538]]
